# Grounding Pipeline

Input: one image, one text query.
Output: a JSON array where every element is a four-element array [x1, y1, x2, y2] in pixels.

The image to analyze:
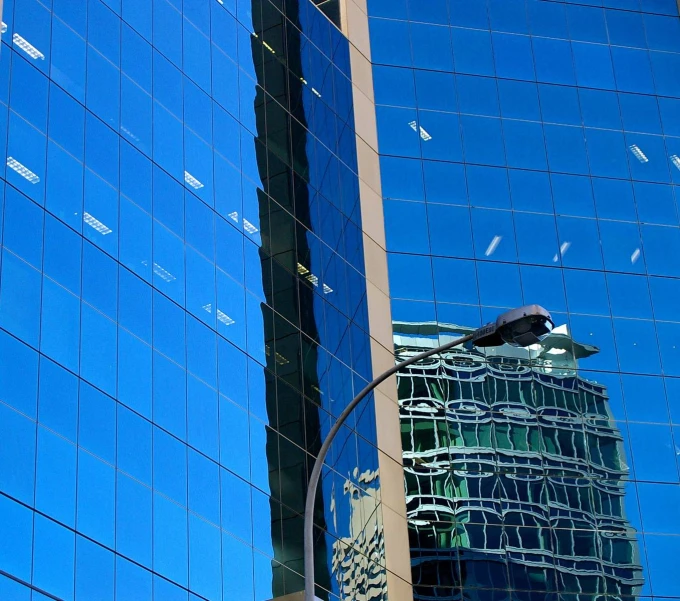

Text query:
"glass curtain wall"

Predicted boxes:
[[0, 0, 384, 600], [368, 0, 680, 600]]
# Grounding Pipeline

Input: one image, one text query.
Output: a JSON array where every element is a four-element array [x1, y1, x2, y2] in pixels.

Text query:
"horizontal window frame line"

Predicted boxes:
[[0, 492, 213, 601], [0, 568, 64, 601]]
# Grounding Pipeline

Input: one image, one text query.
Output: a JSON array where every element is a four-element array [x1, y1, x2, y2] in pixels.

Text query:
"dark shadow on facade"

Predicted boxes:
[[248, 0, 332, 596]]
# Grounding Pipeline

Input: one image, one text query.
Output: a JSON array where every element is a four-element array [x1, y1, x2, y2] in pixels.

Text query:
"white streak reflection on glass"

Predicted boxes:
[[629, 144, 649, 163], [13, 33, 44, 60], [243, 219, 258, 234], [407, 120, 432, 141], [484, 235, 502, 257], [184, 171, 204, 190], [152, 263, 176, 282], [83, 212, 112, 235], [6, 157, 40, 184], [203, 303, 235, 326], [553, 241, 571, 262]]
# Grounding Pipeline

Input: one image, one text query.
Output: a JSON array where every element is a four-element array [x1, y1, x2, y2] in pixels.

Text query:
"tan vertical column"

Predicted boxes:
[[339, 1, 414, 600]]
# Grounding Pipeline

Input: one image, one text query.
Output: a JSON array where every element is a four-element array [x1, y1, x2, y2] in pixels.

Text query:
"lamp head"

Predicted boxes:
[[472, 305, 554, 348]]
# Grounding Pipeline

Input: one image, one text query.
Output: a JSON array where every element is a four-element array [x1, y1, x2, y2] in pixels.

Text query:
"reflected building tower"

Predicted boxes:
[[394, 322, 643, 601]]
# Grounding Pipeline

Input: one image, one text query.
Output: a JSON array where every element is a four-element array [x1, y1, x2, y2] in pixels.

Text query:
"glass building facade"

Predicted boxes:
[[6, 0, 680, 599], [0, 0, 387, 600], [369, 0, 680, 600]]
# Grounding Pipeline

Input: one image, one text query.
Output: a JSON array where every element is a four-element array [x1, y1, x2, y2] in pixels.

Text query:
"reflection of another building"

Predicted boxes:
[[331, 469, 388, 601], [394, 322, 644, 600], [250, 0, 333, 595], [249, 0, 381, 597]]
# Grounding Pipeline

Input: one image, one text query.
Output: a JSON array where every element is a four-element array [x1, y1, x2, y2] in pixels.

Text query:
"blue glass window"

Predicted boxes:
[[451, 28, 495, 77], [0, 495, 33, 584], [533, 38, 575, 85], [414, 70, 456, 112], [80, 304, 117, 396], [116, 558, 152, 600], [384, 200, 429, 255], [0, 404, 36, 506], [612, 47, 655, 94], [450, 0, 487, 28], [586, 129, 630, 179], [7, 112, 46, 204], [466, 165, 510, 209], [11, 55, 48, 133], [117, 473, 152, 567], [539, 83, 580, 126], [461, 115, 505, 167], [4, 186, 44, 269], [38, 356, 78, 442], [79, 382, 116, 464], [544, 125, 589, 175], [77, 450, 115, 547], [489, 0, 528, 33], [368, 18, 411, 67], [457, 75, 499, 117], [410, 23, 453, 71], [551, 174, 594, 218], [492, 33, 535, 81], [556, 217, 603, 269], [579, 88, 622, 130], [418, 112, 462, 162], [497, 79, 540, 121], [593, 178, 636, 221], [375, 106, 420, 158], [528, 0, 567, 38], [643, 224, 680, 277], [33, 516, 75, 601], [433, 257, 478, 306], [471, 208, 517, 263], [427, 204, 473, 258], [509, 170, 552, 213], [635, 182, 678, 225], [46, 142, 84, 232], [35, 426, 76, 526], [40, 278, 81, 372], [477, 262, 522, 309], [75, 537, 115, 601], [608, 8, 647, 47], [423, 160, 466, 205], [645, 13, 680, 53], [123, 0, 152, 41], [651, 51, 680, 98], [514, 212, 559, 266], [117, 404, 152, 485], [502, 120, 546, 170], [153, 493, 189, 587]]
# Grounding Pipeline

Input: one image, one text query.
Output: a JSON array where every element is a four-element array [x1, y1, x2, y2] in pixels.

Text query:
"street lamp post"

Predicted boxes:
[[302, 305, 554, 601]]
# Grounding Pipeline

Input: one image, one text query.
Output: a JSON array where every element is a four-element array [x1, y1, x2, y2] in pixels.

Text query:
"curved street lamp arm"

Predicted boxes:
[[303, 333, 474, 601]]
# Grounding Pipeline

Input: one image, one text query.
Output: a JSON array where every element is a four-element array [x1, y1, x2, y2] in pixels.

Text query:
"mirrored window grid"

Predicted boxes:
[[0, 0, 384, 600], [370, 0, 680, 600]]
